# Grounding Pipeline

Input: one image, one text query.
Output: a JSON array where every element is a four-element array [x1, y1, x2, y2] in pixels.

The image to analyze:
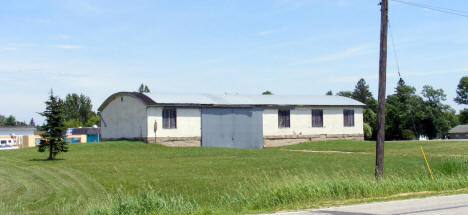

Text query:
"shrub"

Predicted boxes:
[[363, 123, 372, 140], [401, 129, 415, 140]]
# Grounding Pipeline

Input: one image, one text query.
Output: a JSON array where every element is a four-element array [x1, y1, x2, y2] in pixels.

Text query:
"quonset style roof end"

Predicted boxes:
[[98, 92, 365, 111]]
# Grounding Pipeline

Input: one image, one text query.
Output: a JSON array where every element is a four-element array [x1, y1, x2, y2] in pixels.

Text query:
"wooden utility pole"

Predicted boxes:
[[376, 0, 388, 180]]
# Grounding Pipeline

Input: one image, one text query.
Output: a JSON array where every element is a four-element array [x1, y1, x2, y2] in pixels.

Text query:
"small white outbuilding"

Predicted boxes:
[[98, 92, 365, 148]]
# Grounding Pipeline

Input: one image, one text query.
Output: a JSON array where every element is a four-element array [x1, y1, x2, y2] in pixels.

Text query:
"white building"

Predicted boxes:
[[0, 126, 36, 147], [98, 92, 365, 148]]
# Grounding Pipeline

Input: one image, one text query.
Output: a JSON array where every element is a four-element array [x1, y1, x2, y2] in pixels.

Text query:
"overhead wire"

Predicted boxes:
[[388, 22, 401, 79], [391, 0, 468, 18]]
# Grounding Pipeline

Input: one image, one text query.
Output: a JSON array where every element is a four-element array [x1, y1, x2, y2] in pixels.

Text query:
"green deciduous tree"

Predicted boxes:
[[262, 90, 273, 95], [336, 91, 352, 98], [385, 78, 424, 140], [63, 93, 97, 127], [326, 90, 333, 96], [85, 114, 100, 127], [421, 85, 457, 139], [38, 90, 68, 160], [4, 115, 16, 126]]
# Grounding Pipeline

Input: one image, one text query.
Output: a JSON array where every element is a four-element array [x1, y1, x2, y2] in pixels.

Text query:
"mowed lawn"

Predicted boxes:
[[1, 140, 468, 214]]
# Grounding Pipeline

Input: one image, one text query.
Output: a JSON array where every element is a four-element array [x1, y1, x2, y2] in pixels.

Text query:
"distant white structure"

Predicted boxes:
[[419, 135, 429, 141], [0, 126, 36, 149]]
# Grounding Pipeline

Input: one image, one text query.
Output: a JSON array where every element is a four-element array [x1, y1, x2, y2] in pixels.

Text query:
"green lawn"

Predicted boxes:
[[1, 140, 467, 214]]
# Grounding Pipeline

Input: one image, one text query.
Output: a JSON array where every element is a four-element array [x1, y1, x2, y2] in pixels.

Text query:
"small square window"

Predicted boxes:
[[312, 109, 323, 127], [163, 108, 177, 129], [278, 109, 290, 128], [344, 109, 355, 127]]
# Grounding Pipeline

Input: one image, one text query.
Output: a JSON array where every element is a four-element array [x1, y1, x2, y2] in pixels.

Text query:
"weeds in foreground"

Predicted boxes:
[[434, 157, 468, 176], [86, 172, 468, 215]]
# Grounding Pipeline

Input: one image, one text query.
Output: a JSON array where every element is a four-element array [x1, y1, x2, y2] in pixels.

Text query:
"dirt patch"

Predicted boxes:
[[281, 149, 371, 154]]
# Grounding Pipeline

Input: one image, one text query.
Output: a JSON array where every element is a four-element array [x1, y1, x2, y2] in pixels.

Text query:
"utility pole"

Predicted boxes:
[[376, 0, 388, 180]]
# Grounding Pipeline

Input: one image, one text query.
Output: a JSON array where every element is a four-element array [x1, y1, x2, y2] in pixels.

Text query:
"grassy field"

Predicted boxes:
[[1, 140, 468, 214]]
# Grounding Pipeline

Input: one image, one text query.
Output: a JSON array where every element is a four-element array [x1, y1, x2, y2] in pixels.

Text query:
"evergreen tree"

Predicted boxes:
[[350, 78, 378, 139], [144, 85, 150, 93], [325, 90, 333, 96], [29, 118, 35, 127], [262, 90, 273, 95], [38, 90, 68, 160], [138, 83, 145, 93], [454, 76, 468, 105], [460, 109, 468, 124], [352, 79, 374, 106]]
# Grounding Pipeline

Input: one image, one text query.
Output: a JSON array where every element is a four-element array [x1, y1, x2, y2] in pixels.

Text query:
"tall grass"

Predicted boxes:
[[434, 157, 468, 176], [85, 172, 468, 215], [86, 186, 200, 215]]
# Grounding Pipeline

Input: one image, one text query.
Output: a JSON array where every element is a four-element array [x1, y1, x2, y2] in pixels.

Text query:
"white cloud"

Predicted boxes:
[[56, 34, 71, 40], [51, 44, 84, 49], [1, 43, 36, 51], [258, 27, 287, 36], [294, 44, 376, 65]]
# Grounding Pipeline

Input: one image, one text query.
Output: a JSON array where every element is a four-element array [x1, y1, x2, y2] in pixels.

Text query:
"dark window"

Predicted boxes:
[[163, 108, 177, 129], [1, 140, 6, 144], [344, 109, 355, 127], [312, 109, 323, 127], [278, 109, 290, 128]]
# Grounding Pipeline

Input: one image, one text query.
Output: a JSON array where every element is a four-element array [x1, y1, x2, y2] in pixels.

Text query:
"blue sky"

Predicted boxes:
[[1, 0, 467, 124]]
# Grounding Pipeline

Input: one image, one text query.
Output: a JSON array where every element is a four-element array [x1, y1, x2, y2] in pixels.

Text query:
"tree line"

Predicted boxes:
[[1, 93, 99, 129], [328, 76, 467, 140], [0, 115, 34, 126]]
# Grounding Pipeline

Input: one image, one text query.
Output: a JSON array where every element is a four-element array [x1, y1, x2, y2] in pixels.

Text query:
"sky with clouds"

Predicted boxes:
[[1, 0, 467, 124]]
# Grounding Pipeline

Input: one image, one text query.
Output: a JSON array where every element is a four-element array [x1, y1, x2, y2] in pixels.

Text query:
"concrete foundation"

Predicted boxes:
[[132, 133, 364, 147]]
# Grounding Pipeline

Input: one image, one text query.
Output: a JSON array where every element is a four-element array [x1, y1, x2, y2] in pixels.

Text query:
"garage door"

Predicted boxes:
[[201, 108, 263, 148]]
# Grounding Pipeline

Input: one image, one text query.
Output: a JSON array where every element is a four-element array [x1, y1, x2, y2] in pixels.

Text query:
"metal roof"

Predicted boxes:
[[449, 124, 468, 134], [147, 93, 365, 106], [98, 92, 365, 111], [0, 126, 36, 130]]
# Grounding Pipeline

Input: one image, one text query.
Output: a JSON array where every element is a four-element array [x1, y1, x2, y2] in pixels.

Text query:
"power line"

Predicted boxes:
[[391, 0, 468, 18], [388, 22, 401, 79]]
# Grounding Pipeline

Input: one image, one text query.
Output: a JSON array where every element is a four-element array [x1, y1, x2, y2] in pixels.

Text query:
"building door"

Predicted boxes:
[[201, 108, 263, 148]]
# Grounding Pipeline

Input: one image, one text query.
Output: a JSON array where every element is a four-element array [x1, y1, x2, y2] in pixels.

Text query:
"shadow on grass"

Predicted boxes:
[[28, 158, 65, 162]]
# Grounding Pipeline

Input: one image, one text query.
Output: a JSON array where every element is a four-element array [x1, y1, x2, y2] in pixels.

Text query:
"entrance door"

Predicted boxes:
[[201, 108, 263, 148]]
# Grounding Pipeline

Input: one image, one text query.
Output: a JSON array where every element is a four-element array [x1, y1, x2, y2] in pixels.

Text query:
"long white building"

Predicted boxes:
[[98, 92, 365, 148]]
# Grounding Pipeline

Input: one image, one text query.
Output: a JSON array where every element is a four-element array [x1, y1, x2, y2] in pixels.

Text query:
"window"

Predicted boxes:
[[344, 109, 355, 127], [312, 109, 323, 127], [163, 108, 177, 129], [278, 109, 290, 128], [1, 140, 6, 144]]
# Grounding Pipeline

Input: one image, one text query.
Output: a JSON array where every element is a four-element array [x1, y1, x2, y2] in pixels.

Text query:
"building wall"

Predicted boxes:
[[100, 95, 147, 140], [263, 107, 363, 136], [449, 133, 468, 139], [146, 107, 201, 138], [262, 107, 363, 146]]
